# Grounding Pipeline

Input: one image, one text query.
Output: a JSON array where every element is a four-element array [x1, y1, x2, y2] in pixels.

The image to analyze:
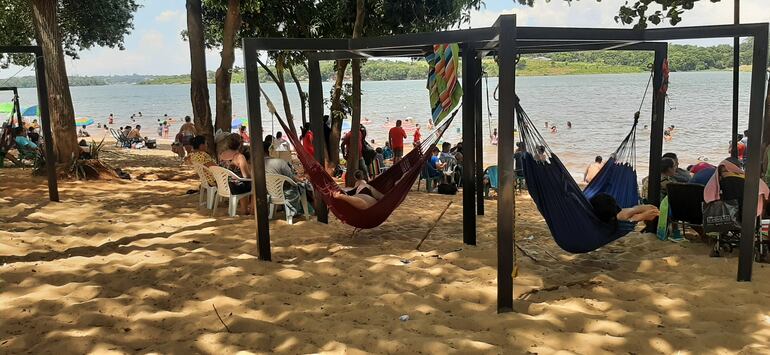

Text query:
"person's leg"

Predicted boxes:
[[333, 192, 370, 209], [359, 158, 369, 180]]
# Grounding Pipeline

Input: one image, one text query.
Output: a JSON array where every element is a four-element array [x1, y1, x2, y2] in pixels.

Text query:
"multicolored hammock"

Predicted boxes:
[[267, 95, 460, 229], [426, 43, 462, 125]]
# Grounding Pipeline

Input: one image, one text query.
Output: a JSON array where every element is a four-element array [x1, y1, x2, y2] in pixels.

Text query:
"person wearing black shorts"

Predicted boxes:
[[388, 119, 407, 163]]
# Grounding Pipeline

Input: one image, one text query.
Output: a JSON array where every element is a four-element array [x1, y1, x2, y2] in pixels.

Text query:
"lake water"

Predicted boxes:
[[2, 71, 757, 179]]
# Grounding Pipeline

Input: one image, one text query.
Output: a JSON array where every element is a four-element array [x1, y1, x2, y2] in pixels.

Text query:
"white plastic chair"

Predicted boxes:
[[265, 173, 305, 224], [208, 166, 252, 217], [192, 163, 217, 209]]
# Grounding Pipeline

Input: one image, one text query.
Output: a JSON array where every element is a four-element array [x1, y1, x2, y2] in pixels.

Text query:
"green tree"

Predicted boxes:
[[0, 0, 139, 166]]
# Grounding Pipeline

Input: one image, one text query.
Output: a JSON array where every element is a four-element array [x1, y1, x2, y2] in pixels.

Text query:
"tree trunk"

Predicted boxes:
[[186, 0, 214, 156], [328, 59, 349, 168], [256, 57, 296, 137], [275, 54, 297, 134], [345, 0, 366, 186], [31, 0, 79, 166], [214, 0, 241, 137], [288, 64, 308, 127]]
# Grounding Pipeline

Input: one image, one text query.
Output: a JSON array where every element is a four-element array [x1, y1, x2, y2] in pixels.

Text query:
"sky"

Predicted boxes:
[[3, 0, 770, 77]]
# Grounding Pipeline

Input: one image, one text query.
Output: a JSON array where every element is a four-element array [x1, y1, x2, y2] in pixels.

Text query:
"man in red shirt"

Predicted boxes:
[[413, 124, 422, 146], [388, 119, 407, 163]]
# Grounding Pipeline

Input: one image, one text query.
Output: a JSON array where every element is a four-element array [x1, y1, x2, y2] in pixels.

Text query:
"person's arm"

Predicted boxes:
[[584, 165, 590, 183], [237, 154, 251, 178]]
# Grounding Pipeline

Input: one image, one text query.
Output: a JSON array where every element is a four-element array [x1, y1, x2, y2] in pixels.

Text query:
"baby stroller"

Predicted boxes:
[[704, 176, 769, 261]]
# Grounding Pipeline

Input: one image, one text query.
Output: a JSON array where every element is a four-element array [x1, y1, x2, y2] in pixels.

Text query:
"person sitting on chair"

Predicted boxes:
[[218, 133, 252, 215], [590, 193, 660, 226], [704, 157, 769, 217], [333, 170, 383, 209], [14, 127, 37, 150], [185, 135, 217, 186]]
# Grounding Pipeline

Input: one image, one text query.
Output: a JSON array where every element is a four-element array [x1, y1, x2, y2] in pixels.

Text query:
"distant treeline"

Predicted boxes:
[[0, 74, 160, 88], [536, 38, 768, 72], [7, 39, 766, 87]]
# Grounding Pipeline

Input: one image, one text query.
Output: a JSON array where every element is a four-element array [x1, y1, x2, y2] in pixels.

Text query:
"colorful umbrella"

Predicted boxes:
[[75, 117, 94, 126], [232, 117, 248, 129], [22, 105, 38, 117], [0, 102, 13, 114]]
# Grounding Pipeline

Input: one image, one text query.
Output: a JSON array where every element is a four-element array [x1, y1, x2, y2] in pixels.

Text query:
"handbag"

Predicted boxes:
[[703, 199, 741, 233]]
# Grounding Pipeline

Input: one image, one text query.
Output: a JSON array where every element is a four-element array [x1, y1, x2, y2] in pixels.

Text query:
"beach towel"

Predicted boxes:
[[703, 159, 769, 217], [426, 44, 462, 125]]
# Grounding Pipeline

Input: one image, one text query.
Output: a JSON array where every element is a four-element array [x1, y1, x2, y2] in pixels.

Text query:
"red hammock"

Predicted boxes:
[[275, 110, 459, 229]]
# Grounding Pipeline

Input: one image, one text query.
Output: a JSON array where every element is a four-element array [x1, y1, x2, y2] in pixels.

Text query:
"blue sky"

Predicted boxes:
[[3, 0, 769, 77]]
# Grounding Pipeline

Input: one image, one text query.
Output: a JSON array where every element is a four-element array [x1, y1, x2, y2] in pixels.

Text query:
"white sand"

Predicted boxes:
[[1, 145, 770, 354]]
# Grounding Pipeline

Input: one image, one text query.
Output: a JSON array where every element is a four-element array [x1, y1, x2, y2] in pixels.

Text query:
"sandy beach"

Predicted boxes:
[[2, 144, 770, 354]]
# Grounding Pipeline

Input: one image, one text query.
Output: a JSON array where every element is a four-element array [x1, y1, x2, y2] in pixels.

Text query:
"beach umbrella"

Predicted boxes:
[[232, 117, 248, 129], [0, 102, 13, 114], [75, 117, 94, 126], [21, 105, 38, 117]]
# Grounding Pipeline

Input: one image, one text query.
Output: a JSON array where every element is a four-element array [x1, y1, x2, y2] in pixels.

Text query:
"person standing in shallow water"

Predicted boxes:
[[584, 156, 603, 183]]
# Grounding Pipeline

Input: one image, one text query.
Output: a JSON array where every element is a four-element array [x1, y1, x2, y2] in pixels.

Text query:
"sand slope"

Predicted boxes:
[[1, 146, 770, 354]]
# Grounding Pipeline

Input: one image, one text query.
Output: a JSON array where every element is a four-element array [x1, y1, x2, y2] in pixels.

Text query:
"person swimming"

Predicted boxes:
[[567, 121, 572, 129], [550, 125, 557, 134]]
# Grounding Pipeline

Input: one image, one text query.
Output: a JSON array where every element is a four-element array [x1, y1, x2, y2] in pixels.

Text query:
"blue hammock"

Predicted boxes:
[[516, 100, 639, 253]]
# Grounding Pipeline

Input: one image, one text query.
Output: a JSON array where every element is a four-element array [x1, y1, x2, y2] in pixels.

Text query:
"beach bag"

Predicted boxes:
[[703, 199, 741, 233], [437, 182, 458, 195], [146, 140, 157, 149]]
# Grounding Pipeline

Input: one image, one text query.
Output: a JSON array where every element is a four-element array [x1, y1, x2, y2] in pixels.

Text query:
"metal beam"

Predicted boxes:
[[243, 44, 272, 261], [308, 58, 329, 224], [474, 54, 485, 216], [496, 14, 516, 314], [33, 53, 59, 202], [350, 27, 497, 51], [737, 28, 769, 281], [0, 46, 42, 54], [642, 22, 767, 41], [732, 0, 741, 159], [462, 43, 477, 246], [243, 38, 349, 51], [646, 46, 668, 210]]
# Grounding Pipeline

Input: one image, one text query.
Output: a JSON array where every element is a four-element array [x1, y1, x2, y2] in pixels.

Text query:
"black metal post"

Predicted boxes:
[[33, 52, 59, 202], [474, 53, 485, 216], [647, 45, 668, 208], [731, 0, 740, 158], [243, 46, 272, 261], [308, 58, 329, 224], [737, 28, 769, 281], [461, 43, 477, 245], [496, 14, 517, 313]]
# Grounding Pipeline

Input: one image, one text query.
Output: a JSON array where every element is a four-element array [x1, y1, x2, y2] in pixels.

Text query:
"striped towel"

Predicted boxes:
[[426, 43, 463, 125]]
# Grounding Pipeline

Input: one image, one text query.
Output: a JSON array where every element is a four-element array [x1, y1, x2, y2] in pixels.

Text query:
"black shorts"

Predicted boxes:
[[229, 181, 252, 195], [393, 148, 404, 158]]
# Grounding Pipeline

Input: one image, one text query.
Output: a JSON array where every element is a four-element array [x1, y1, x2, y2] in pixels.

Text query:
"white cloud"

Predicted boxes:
[[155, 10, 182, 23], [141, 30, 165, 49]]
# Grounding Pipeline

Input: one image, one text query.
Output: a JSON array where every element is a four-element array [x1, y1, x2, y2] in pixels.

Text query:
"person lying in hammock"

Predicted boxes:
[[589, 193, 660, 225], [333, 170, 384, 209]]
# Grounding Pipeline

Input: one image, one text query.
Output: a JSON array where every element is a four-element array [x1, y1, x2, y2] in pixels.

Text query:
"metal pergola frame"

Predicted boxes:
[[0, 46, 59, 202], [0, 86, 24, 129], [242, 15, 769, 313]]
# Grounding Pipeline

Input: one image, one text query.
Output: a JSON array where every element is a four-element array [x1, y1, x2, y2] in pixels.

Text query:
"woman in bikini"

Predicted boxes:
[[333, 170, 383, 209]]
